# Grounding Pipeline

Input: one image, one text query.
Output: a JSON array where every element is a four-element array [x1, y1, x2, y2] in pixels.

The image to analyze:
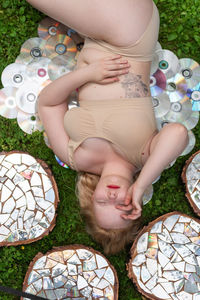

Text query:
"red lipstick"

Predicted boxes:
[[107, 185, 120, 189]]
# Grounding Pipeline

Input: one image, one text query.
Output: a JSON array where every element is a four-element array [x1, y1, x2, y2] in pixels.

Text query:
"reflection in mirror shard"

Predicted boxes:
[[151, 284, 170, 299], [92, 287, 104, 297], [3, 197, 15, 214], [174, 279, 184, 293], [43, 276, 54, 289], [96, 254, 108, 269], [173, 223, 185, 233], [20, 170, 33, 180], [186, 164, 200, 180], [13, 173, 24, 184], [48, 252, 64, 263], [173, 244, 192, 257], [158, 251, 170, 268], [1, 185, 12, 202], [63, 250, 75, 261], [173, 261, 185, 272], [41, 174, 52, 193], [68, 263, 78, 275], [53, 274, 68, 288], [90, 276, 100, 287], [148, 234, 158, 248], [32, 278, 43, 293], [80, 286, 92, 297], [146, 248, 158, 259], [171, 233, 190, 244], [137, 232, 148, 253], [5, 179, 15, 191], [160, 282, 174, 294], [76, 249, 93, 260], [83, 271, 96, 283], [138, 279, 152, 295], [67, 254, 81, 265], [163, 215, 180, 231], [184, 280, 199, 293], [104, 267, 114, 286], [37, 269, 51, 277], [190, 236, 200, 245], [187, 180, 198, 194], [158, 240, 175, 258], [177, 291, 193, 300], [158, 228, 173, 243], [184, 254, 197, 265], [29, 163, 46, 174], [146, 258, 157, 276], [45, 188, 55, 203], [45, 290, 56, 299], [30, 171, 41, 186], [184, 224, 198, 237], [52, 263, 66, 277], [132, 254, 146, 266], [77, 275, 88, 290], [145, 273, 158, 290], [28, 271, 42, 285], [191, 191, 200, 209], [163, 271, 184, 281], [45, 258, 58, 269], [45, 205, 55, 223], [141, 265, 151, 283], [190, 220, 200, 233]]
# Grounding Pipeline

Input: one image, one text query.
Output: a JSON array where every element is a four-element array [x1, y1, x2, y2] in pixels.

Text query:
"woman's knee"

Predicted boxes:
[[166, 123, 189, 143]]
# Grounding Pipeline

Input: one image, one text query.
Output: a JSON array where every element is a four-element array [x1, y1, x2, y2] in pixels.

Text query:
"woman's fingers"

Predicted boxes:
[[115, 204, 133, 211]]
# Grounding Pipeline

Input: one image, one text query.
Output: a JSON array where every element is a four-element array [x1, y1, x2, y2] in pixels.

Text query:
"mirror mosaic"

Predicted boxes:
[[128, 212, 200, 300], [22, 245, 118, 299], [0, 151, 59, 246], [182, 151, 200, 217]]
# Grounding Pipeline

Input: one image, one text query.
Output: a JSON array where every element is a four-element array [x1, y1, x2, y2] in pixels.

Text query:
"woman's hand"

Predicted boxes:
[[115, 183, 143, 220], [87, 55, 130, 84]]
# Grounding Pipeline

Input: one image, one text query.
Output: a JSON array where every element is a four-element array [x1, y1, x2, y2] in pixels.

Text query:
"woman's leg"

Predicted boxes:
[[134, 123, 189, 193], [26, 0, 153, 46]]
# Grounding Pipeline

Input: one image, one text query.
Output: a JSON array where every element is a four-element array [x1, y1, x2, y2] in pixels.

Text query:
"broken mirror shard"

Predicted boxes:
[[23, 246, 118, 299], [0, 151, 59, 246], [182, 150, 200, 217], [128, 212, 200, 299]]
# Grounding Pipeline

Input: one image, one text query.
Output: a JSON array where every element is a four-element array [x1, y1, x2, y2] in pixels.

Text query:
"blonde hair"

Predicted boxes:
[[75, 172, 143, 255]]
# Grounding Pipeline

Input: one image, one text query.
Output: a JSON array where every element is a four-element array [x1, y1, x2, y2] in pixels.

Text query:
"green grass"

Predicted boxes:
[[0, 0, 200, 299]]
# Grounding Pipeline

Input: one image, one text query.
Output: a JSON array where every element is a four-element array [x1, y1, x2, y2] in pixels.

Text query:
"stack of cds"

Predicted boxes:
[[0, 17, 82, 134], [151, 48, 200, 158]]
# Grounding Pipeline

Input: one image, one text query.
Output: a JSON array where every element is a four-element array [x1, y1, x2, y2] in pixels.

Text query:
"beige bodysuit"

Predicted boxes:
[[64, 1, 160, 171]]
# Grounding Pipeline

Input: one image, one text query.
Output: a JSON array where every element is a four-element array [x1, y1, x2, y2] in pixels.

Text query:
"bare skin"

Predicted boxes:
[[27, 0, 189, 229]]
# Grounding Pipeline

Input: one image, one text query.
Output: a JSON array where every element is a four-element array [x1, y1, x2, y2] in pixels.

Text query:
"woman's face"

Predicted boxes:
[[93, 175, 133, 229]]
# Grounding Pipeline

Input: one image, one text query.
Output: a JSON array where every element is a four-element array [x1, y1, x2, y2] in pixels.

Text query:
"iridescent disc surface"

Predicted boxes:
[[150, 52, 159, 76], [0, 87, 18, 119], [128, 212, 200, 299], [38, 17, 69, 40], [180, 130, 196, 156], [164, 99, 192, 123], [156, 49, 181, 79], [143, 185, 154, 206], [0, 151, 59, 246], [188, 83, 200, 112], [16, 80, 40, 114], [23, 245, 118, 299], [179, 58, 200, 89], [20, 38, 46, 63], [166, 74, 188, 102], [182, 110, 199, 130], [17, 111, 43, 134], [1, 63, 27, 88], [26, 57, 51, 84], [152, 92, 171, 118], [150, 69, 167, 97], [48, 56, 76, 81], [45, 34, 77, 60]]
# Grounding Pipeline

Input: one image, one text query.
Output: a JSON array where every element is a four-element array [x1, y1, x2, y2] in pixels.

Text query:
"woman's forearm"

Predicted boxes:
[[38, 66, 92, 107]]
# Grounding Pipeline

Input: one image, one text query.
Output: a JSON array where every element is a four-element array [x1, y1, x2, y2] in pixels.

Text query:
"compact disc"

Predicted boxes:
[[187, 83, 200, 111], [67, 90, 79, 110], [150, 52, 159, 76], [1, 63, 27, 88], [156, 49, 180, 79], [20, 37, 46, 63], [156, 117, 171, 131], [180, 130, 196, 156], [182, 110, 199, 130], [67, 29, 84, 50], [48, 56, 76, 81], [38, 17, 69, 40], [45, 34, 77, 59], [0, 87, 18, 119], [26, 57, 51, 83], [43, 131, 51, 149], [15, 54, 33, 65], [165, 159, 176, 169], [150, 69, 167, 97], [17, 110, 43, 134], [164, 99, 192, 123], [55, 155, 69, 169], [152, 92, 171, 118], [166, 73, 188, 102], [142, 185, 153, 205], [155, 41, 162, 52], [179, 58, 200, 89], [16, 80, 40, 114]]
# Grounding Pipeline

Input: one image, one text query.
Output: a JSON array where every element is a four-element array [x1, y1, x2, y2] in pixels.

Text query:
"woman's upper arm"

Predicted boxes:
[[38, 103, 71, 167]]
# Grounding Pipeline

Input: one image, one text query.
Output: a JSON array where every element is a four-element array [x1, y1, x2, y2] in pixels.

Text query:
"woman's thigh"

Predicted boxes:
[[26, 0, 153, 46]]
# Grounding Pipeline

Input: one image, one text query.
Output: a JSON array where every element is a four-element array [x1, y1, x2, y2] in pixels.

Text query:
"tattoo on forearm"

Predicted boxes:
[[121, 73, 149, 98]]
